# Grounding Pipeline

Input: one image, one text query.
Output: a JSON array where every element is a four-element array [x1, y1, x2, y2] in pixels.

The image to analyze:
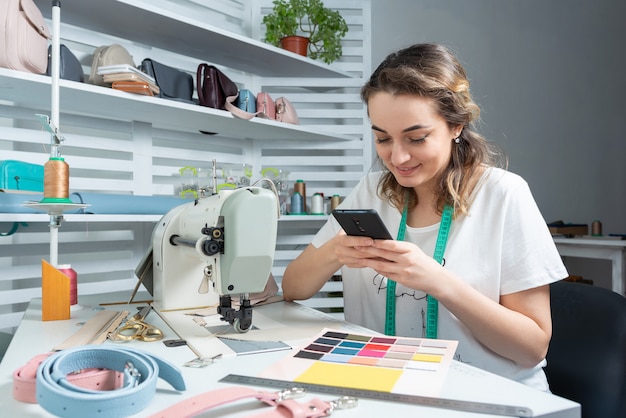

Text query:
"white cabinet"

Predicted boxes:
[[0, 0, 371, 330]]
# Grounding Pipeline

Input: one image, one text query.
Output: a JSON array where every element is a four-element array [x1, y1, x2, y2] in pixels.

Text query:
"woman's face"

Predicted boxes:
[[368, 92, 461, 193]]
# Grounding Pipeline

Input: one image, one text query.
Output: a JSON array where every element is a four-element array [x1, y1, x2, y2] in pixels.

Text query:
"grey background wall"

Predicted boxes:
[[370, 0, 626, 289]]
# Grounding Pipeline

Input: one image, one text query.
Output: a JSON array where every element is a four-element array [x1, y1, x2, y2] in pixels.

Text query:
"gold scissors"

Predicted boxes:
[[112, 306, 164, 342]]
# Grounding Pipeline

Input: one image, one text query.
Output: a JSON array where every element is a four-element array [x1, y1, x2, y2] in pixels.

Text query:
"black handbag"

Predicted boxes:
[[140, 58, 194, 103], [46, 44, 84, 82]]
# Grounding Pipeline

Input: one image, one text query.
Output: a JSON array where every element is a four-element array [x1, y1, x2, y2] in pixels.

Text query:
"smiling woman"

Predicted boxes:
[[361, 43, 497, 218], [281, 43, 569, 392], [369, 93, 461, 220]]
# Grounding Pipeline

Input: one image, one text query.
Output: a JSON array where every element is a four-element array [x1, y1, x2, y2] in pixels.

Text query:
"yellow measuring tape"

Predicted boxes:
[[385, 203, 453, 338]]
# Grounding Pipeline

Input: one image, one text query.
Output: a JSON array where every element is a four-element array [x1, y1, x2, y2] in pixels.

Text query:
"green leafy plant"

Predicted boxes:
[[263, 0, 349, 64]]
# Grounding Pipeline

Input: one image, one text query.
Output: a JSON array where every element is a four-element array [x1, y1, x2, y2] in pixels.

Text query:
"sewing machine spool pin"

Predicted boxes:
[[169, 233, 223, 257]]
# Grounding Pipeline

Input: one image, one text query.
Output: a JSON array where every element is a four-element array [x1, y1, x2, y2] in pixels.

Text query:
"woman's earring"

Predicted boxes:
[[454, 137, 461, 144]]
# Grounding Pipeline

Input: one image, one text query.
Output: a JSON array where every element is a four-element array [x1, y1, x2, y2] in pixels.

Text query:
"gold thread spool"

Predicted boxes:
[[591, 220, 602, 236], [44, 158, 70, 200], [330, 194, 341, 212]]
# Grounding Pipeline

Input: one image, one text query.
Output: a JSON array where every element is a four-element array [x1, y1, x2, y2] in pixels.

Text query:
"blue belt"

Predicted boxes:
[[36, 345, 186, 418]]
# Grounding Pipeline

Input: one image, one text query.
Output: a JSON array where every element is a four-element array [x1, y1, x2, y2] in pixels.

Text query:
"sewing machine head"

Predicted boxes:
[[149, 186, 278, 332]]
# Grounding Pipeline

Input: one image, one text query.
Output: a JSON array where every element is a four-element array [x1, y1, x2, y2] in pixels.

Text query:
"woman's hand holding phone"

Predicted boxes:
[[332, 209, 393, 240]]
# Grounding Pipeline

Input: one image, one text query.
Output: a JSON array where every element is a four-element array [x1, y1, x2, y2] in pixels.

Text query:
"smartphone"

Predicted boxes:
[[332, 209, 393, 240]]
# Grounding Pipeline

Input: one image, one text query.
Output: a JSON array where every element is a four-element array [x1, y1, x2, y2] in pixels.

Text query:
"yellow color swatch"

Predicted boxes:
[[412, 353, 442, 363], [295, 361, 402, 392]]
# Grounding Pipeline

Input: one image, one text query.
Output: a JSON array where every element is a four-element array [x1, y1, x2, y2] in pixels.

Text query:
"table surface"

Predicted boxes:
[[0, 294, 580, 417], [553, 236, 626, 296], [553, 237, 626, 248]]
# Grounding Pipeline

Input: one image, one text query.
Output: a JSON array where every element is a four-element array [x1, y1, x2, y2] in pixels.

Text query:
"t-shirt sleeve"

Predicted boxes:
[[498, 177, 568, 294]]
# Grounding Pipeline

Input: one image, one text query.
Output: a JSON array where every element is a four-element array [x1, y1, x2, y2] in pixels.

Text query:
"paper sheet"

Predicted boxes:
[[259, 328, 458, 396]]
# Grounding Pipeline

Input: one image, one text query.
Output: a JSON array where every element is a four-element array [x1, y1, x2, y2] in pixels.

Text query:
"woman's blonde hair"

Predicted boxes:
[[361, 43, 505, 216]]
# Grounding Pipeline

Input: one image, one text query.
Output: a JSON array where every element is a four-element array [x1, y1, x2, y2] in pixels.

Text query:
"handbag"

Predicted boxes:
[[89, 44, 135, 86], [275, 97, 299, 124], [196, 63, 238, 110], [236, 89, 256, 113], [46, 44, 84, 82], [256, 92, 276, 119], [0, 0, 51, 74], [0, 160, 44, 192], [140, 58, 193, 103]]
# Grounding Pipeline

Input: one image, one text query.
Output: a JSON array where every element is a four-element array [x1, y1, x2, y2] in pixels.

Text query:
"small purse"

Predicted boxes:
[[140, 58, 193, 103], [46, 44, 84, 82], [89, 44, 135, 86], [275, 97, 299, 124], [196, 63, 238, 110], [236, 89, 256, 112], [256, 92, 276, 119], [0, 160, 44, 192]]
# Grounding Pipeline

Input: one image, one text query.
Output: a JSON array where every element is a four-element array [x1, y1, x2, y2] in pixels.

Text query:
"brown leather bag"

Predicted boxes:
[[196, 63, 237, 110]]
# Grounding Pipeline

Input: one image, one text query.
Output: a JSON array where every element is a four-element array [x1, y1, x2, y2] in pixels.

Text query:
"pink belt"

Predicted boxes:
[[12, 351, 123, 403], [149, 386, 357, 418]]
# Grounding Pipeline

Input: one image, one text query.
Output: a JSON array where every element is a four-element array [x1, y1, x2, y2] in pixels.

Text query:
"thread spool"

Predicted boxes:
[[330, 194, 341, 212], [591, 220, 602, 236], [290, 191, 303, 214], [57, 264, 77, 305], [42, 157, 71, 202], [293, 180, 306, 213], [311, 193, 324, 214]]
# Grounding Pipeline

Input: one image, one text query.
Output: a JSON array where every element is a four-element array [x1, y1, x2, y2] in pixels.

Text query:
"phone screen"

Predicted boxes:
[[332, 209, 393, 240]]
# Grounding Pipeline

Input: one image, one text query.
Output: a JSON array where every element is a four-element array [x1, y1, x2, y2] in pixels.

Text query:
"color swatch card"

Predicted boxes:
[[260, 328, 458, 396]]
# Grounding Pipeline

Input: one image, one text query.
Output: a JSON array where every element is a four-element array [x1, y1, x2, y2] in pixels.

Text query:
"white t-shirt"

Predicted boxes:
[[311, 167, 568, 390]]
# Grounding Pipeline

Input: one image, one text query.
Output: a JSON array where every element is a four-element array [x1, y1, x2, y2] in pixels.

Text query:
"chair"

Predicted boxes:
[[0, 332, 12, 362], [544, 280, 626, 418]]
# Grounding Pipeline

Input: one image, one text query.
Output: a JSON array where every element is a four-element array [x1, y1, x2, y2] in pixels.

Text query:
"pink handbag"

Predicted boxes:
[[275, 97, 299, 124], [0, 0, 51, 74], [256, 92, 276, 119]]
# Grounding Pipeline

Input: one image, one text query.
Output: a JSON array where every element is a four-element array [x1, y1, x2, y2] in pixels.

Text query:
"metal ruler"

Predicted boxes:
[[219, 374, 534, 417]]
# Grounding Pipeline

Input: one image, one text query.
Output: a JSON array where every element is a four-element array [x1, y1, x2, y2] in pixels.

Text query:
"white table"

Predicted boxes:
[[553, 237, 626, 296], [0, 296, 580, 417]]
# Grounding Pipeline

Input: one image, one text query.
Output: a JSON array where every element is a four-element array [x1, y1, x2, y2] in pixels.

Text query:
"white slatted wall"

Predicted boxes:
[[0, 0, 371, 332]]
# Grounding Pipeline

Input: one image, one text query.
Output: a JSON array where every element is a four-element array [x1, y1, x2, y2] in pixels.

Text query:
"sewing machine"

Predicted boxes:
[[149, 186, 278, 332]]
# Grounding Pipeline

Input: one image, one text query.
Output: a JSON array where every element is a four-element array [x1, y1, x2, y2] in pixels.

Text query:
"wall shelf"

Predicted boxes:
[[33, 0, 353, 79], [0, 69, 354, 141]]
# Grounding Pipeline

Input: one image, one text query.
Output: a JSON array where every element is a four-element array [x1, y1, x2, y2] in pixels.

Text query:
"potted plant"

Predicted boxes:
[[262, 0, 349, 64]]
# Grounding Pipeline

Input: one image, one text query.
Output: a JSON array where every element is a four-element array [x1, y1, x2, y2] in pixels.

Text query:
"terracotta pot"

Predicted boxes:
[[280, 36, 309, 57]]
